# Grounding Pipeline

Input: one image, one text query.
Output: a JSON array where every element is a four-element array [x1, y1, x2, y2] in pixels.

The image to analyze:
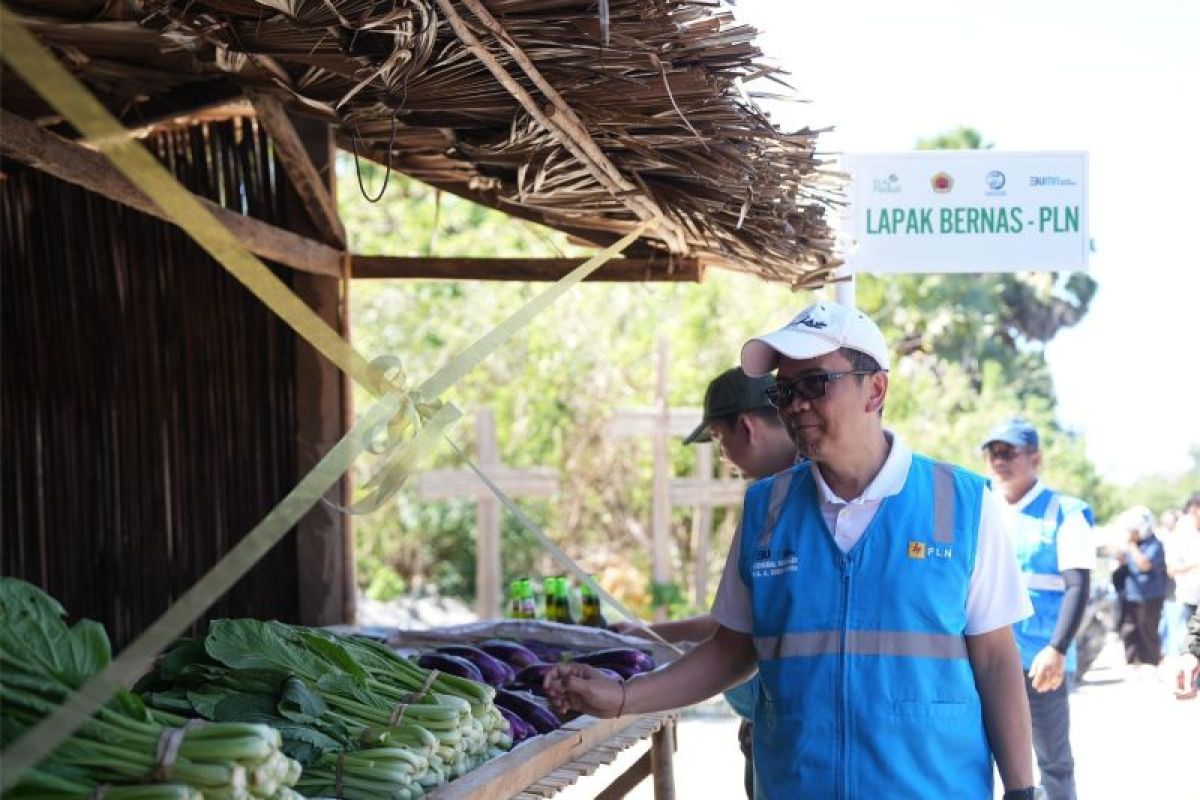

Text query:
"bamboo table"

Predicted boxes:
[[426, 711, 679, 800]]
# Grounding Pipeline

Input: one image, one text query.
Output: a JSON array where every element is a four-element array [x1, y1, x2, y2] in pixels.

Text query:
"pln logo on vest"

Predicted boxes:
[[907, 540, 953, 559]]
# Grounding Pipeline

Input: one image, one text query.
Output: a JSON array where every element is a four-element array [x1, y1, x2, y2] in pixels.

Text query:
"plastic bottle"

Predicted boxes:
[[542, 576, 561, 623], [580, 577, 606, 627], [557, 576, 577, 626], [509, 579, 536, 619]]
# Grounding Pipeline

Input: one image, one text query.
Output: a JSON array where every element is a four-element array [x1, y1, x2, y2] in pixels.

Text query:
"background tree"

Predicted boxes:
[[340, 128, 1161, 616]]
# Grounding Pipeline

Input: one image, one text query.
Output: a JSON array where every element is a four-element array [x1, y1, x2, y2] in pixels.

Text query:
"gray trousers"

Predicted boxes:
[[1026, 674, 1076, 800]]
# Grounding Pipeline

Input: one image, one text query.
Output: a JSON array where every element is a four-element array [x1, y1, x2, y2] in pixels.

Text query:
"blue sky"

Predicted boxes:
[[736, 0, 1200, 484]]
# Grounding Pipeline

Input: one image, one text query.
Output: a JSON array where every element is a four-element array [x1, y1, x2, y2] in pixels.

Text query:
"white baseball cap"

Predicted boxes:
[[741, 301, 891, 377]]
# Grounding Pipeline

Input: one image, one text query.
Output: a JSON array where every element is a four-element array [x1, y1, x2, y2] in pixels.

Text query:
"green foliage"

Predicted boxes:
[[338, 132, 1168, 615], [1115, 463, 1199, 520], [917, 126, 992, 151]]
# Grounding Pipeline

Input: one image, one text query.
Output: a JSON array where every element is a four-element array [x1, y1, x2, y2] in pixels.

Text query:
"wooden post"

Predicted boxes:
[[287, 112, 353, 626], [669, 460, 747, 611], [650, 718, 677, 800], [651, 338, 672, 622], [690, 444, 715, 609], [474, 410, 501, 622], [609, 361, 705, 622], [416, 409, 558, 619]]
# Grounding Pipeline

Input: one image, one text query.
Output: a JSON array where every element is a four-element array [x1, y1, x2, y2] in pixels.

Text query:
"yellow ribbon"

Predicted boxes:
[[0, 390, 405, 788], [0, 7, 656, 787]]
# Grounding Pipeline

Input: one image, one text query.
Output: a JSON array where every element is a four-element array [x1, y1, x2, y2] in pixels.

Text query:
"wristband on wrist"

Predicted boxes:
[[1002, 788, 1037, 800]]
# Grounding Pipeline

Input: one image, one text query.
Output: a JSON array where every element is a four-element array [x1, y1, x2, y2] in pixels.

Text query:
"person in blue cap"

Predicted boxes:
[[547, 302, 1038, 800], [613, 366, 797, 799], [983, 417, 1095, 800]]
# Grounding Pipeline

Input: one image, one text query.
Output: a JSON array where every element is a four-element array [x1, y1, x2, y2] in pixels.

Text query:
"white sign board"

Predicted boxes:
[[845, 151, 1089, 273]]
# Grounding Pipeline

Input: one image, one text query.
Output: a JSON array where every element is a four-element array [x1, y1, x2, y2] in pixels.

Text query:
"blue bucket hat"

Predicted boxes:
[[981, 417, 1039, 451]]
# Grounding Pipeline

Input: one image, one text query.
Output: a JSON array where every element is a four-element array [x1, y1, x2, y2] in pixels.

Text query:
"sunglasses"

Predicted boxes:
[[984, 445, 1027, 461], [765, 370, 880, 408]]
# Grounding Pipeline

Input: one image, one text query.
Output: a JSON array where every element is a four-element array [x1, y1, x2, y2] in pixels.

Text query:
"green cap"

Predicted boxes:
[[683, 367, 776, 445]]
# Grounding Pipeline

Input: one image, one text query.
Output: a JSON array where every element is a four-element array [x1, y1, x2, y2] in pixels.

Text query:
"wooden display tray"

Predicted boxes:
[[426, 712, 678, 800]]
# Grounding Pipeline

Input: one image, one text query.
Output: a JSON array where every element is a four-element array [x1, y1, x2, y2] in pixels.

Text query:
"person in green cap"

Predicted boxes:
[[612, 365, 796, 799]]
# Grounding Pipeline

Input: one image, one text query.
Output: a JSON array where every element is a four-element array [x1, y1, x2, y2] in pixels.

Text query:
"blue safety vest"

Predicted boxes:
[[739, 455, 993, 799], [1012, 488, 1094, 672], [722, 677, 758, 720]]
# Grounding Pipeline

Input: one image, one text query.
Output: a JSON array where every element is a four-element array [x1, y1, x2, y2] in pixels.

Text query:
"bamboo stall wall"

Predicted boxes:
[[1, 118, 304, 647]]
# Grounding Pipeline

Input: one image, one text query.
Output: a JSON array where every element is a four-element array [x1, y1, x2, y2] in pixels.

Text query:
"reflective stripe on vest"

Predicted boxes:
[[1022, 572, 1067, 591], [754, 629, 969, 661], [756, 459, 956, 550], [1043, 495, 1061, 524], [932, 461, 956, 543], [755, 467, 795, 549]]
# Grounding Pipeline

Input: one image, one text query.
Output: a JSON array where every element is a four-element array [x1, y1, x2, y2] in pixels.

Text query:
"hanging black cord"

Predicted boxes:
[[350, 108, 399, 204]]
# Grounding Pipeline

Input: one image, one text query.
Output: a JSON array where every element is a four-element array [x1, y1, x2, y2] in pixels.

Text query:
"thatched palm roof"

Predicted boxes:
[[2, 0, 841, 284]]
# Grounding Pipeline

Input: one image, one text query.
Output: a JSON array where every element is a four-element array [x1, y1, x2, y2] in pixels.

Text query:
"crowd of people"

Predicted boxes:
[[541, 301, 1197, 799], [1107, 494, 1200, 675]]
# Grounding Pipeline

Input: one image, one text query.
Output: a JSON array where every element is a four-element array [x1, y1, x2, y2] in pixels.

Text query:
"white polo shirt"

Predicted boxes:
[[713, 431, 1033, 636]]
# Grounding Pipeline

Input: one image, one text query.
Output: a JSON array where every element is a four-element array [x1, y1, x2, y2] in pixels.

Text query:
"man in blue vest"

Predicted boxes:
[[983, 417, 1094, 800], [612, 366, 798, 798], [547, 301, 1038, 799]]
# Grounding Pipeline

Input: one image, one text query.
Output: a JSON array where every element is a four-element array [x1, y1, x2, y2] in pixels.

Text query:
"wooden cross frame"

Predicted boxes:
[[669, 444, 746, 608], [416, 409, 558, 619], [609, 338, 745, 618]]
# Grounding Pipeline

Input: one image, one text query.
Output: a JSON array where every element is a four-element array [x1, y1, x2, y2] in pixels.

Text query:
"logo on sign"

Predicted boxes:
[[930, 172, 954, 193], [1029, 175, 1078, 187], [873, 173, 902, 193], [985, 170, 1006, 195]]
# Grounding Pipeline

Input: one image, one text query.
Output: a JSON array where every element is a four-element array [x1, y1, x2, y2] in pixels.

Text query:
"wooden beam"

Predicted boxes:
[[424, 714, 650, 800], [594, 750, 653, 800], [289, 114, 354, 628], [351, 255, 703, 282], [415, 467, 558, 501], [247, 90, 346, 248], [668, 479, 747, 508], [0, 109, 343, 278], [609, 408, 703, 439]]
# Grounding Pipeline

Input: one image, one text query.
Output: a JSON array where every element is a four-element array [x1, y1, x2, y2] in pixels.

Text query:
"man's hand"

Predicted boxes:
[[543, 663, 624, 717], [1028, 646, 1066, 693], [1173, 653, 1199, 700]]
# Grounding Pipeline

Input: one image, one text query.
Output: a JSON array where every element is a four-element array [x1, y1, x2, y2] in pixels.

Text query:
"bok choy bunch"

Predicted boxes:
[[0, 578, 303, 800], [136, 620, 512, 799]]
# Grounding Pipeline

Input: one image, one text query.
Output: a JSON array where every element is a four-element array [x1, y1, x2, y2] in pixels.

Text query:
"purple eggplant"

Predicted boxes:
[[572, 647, 655, 676], [509, 663, 556, 695], [478, 639, 543, 670], [496, 705, 536, 744], [435, 645, 516, 687], [592, 667, 623, 682], [495, 689, 561, 734], [519, 639, 568, 663], [416, 652, 484, 683]]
